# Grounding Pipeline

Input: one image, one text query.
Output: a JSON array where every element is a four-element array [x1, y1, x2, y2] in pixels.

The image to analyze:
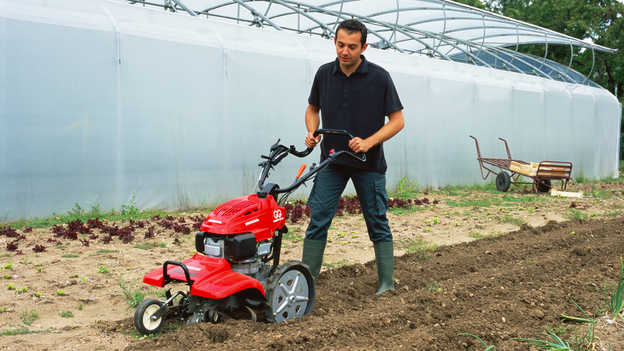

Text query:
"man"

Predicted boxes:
[[302, 19, 405, 295]]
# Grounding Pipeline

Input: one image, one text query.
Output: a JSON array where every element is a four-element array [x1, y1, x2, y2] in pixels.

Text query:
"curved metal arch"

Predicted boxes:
[[494, 46, 577, 83], [198, 0, 282, 29], [389, 29, 531, 74]]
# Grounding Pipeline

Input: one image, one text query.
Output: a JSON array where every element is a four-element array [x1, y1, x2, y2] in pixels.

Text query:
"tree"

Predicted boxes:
[[456, 0, 624, 141]]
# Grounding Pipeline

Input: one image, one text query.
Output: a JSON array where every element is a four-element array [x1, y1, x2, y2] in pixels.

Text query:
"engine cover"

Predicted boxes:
[[200, 193, 285, 241]]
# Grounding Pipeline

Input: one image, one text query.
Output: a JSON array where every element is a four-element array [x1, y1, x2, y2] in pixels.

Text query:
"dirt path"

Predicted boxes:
[[0, 181, 623, 350]]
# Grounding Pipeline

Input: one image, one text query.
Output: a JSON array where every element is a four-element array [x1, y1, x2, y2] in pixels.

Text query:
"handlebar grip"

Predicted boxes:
[[313, 128, 354, 139], [289, 146, 313, 157], [295, 164, 306, 179]]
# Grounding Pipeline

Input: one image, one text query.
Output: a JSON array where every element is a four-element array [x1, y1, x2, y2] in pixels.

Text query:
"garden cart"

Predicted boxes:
[[470, 136, 573, 193]]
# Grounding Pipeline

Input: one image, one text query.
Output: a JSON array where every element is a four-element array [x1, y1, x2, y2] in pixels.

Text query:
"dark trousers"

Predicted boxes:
[[304, 165, 392, 243]]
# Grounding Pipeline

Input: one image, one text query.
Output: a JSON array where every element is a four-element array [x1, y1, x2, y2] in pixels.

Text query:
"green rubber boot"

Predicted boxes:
[[374, 241, 395, 295], [302, 239, 326, 281]]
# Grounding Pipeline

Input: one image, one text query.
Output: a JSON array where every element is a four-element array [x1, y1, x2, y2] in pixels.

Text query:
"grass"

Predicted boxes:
[[607, 257, 624, 320], [514, 329, 572, 350], [120, 280, 148, 308], [61, 253, 80, 258], [21, 309, 39, 326], [133, 243, 155, 250], [392, 177, 420, 200], [497, 214, 526, 226], [458, 333, 497, 350], [93, 249, 119, 255], [567, 209, 589, 221], [469, 232, 487, 239], [119, 280, 166, 308], [389, 205, 426, 215], [399, 238, 437, 255], [322, 260, 349, 269], [1, 200, 193, 230], [425, 281, 443, 293], [0, 327, 50, 336], [59, 310, 74, 318]]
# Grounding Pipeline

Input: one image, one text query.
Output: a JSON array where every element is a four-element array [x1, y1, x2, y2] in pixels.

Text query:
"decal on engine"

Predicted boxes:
[[272, 209, 284, 222]]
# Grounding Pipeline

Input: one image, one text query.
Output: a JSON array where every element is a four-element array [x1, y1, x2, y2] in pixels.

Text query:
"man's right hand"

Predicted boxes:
[[305, 131, 321, 149]]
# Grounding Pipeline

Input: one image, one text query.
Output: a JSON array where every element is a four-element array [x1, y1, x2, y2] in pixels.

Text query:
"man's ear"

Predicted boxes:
[[361, 43, 368, 52]]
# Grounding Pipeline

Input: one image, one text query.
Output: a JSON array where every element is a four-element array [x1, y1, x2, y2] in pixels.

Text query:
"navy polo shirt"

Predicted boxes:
[[308, 55, 403, 173]]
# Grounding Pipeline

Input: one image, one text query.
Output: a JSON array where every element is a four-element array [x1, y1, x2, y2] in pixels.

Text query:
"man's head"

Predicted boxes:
[[334, 19, 368, 69]]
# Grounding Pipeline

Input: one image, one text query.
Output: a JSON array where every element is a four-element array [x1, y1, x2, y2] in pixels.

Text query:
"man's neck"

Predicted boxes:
[[339, 56, 362, 77]]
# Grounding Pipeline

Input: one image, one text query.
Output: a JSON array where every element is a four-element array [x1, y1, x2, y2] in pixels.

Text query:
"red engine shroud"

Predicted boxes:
[[200, 193, 285, 241], [143, 254, 265, 299]]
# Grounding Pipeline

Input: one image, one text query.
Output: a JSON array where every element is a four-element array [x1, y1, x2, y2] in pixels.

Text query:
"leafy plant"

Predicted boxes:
[[56, 289, 65, 296], [97, 265, 109, 274]]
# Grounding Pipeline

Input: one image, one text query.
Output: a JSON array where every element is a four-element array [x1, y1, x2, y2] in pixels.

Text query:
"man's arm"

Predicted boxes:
[[348, 109, 404, 153], [305, 104, 321, 148]]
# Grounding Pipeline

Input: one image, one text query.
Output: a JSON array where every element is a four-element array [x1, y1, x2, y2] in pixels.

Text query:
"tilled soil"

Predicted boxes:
[[1, 181, 623, 350], [126, 217, 624, 351]]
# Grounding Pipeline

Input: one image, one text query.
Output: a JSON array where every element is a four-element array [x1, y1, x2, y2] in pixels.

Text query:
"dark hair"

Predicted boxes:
[[335, 19, 367, 47]]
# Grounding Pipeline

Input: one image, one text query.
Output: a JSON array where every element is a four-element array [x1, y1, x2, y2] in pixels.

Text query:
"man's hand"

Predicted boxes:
[[305, 131, 321, 149], [349, 137, 373, 153]]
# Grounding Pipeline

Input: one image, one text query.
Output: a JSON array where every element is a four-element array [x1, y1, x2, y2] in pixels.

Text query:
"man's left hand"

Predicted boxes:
[[349, 137, 373, 153]]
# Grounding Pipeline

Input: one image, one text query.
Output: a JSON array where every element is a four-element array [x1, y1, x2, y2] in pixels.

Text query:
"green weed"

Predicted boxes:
[[61, 253, 80, 258]]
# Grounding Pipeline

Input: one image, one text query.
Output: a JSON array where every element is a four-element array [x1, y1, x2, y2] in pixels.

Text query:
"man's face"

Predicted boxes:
[[334, 29, 367, 68]]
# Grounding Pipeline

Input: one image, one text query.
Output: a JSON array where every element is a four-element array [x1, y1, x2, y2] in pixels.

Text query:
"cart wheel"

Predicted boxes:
[[536, 179, 552, 193], [265, 261, 314, 323], [134, 298, 165, 335], [496, 172, 511, 192]]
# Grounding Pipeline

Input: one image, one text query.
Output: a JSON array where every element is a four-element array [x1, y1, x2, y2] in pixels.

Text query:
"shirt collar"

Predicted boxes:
[[332, 55, 369, 76]]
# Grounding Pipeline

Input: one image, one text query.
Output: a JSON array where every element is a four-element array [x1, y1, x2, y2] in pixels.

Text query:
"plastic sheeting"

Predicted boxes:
[[0, 0, 621, 220]]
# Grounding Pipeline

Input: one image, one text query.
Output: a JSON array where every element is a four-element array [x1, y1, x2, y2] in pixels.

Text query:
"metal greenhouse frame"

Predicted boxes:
[[128, 0, 616, 85]]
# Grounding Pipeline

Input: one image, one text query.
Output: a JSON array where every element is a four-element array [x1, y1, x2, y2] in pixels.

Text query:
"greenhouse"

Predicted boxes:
[[0, 0, 621, 219]]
